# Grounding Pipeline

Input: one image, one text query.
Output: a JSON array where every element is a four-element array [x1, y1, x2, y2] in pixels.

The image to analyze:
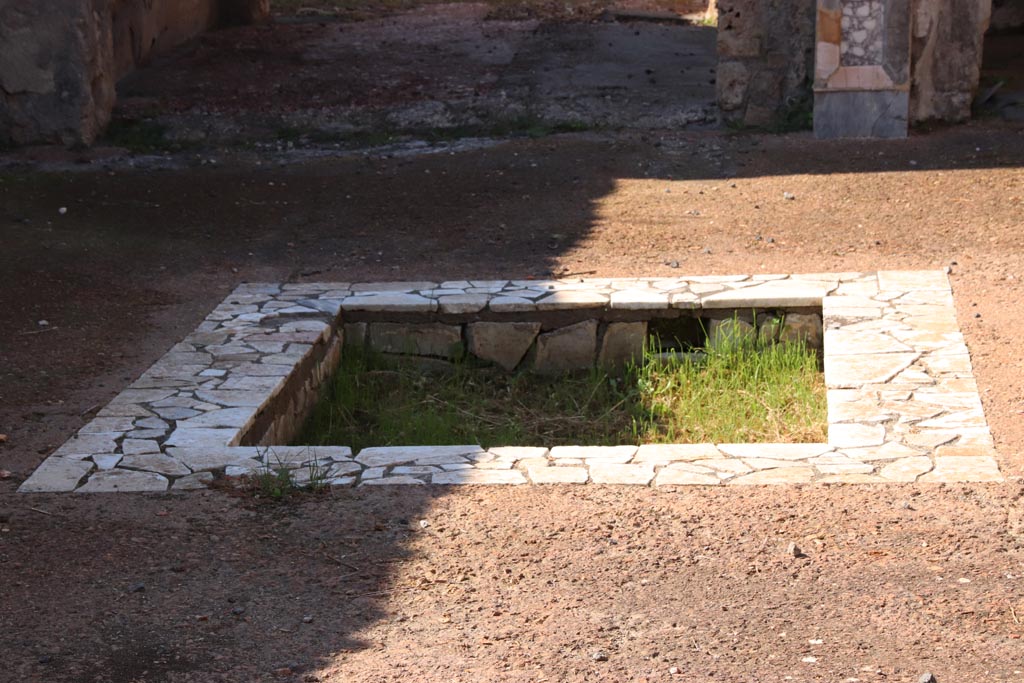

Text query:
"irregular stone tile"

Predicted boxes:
[[18, 458, 93, 493], [232, 360, 296, 374], [877, 270, 949, 292], [825, 352, 919, 388], [115, 389, 178, 404], [164, 428, 238, 449], [633, 444, 721, 463], [535, 290, 608, 310], [350, 281, 438, 292], [342, 293, 437, 313], [119, 454, 192, 477], [743, 457, 811, 470], [916, 409, 987, 429], [440, 463, 474, 471], [841, 441, 924, 461], [532, 320, 598, 373], [135, 417, 169, 431], [472, 460, 514, 470], [329, 476, 358, 487], [919, 456, 1002, 483], [328, 461, 362, 477], [359, 475, 427, 486], [527, 466, 589, 484], [126, 430, 168, 440], [487, 446, 549, 460], [121, 439, 161, 456], [97, 403, 155, 418], [488, 297, 537, 312], [166, 446, 261, 472], [80, 417, 135, 433], [911, 392, 982, 409], [355, 445, 483, 468], [178, 407, 256, 430], [172, 472, 215, 490], [193, 389, 267, 407], [53, 433, 119, 458], [934, 444, 999, 458], [550, 445, 637, 462], [878, 456, 933, 482], [728, 467, 815, 485], [609, 289, 669, 310], [824, 330, 914, 355], [392, 466, 442, 475], [218, 375, 286, 393], [151, 406, 201, 421], [77, 469, 169, 493], [813, 460, 875, 475], [701, 284, 826, 308], [920, 354, 973, 375], [437, 294, 490, 314], [654, 468, 720, 486], [355, 463, 388, 479], [432, 470, 528, 485], [827, 400, 894, 424], [467, 322, 541, 371], [717, 443, 833, 460], [598, 322, 647, 368], [93, 454, 123, 470], [589, 463, 655, 485], [828, 423, 886, 448], [900, 430, 960, 449], [670, 292, 700, 309]]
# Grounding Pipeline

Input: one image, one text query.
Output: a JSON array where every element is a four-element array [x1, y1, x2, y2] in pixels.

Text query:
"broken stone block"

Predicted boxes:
[[706, 318, 756, 349], [467, 321, 541, 371], [343, 322, 367, 347], [532, 320, 598, 374], [598, 322, 647, 370], [368, 322, 463, 359], [779, 313, 823, 348]]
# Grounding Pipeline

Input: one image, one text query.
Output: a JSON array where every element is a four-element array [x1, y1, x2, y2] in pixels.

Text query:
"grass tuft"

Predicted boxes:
[[295, 328, 826, 449]]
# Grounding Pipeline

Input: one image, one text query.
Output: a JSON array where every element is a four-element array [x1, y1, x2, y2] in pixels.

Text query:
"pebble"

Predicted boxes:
[[919, 673, 937, 683], [783, 192, 795, 200], [302, 615, 314, 623], [591, 650, 608, 662], [58, 207, 67, 215], [128, 582, 146, 593]]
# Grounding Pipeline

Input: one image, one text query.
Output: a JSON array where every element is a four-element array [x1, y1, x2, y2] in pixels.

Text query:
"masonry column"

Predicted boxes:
[[813, 0, 913, 138], [0, 0, 116, 146]]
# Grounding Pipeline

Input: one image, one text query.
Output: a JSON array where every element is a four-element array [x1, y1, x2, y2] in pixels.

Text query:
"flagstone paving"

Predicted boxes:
[[19, 270, 1003, 493]]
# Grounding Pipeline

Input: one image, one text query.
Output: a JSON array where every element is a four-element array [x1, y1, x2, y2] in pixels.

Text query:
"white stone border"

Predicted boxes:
[[19, 270, 1002, 492]]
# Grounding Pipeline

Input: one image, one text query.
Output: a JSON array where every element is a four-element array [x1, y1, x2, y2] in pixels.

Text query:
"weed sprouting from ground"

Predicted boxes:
[[296, 331, 826, 449]]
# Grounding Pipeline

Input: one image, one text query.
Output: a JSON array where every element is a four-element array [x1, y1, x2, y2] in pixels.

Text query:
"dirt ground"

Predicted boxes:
[[2, 5, 1024, 682]]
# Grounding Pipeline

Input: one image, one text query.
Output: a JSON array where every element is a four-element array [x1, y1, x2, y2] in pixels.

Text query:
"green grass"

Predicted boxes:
[[295, 330, 826, 449]]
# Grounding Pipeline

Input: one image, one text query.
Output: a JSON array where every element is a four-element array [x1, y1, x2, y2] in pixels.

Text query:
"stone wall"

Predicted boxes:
[[990, 0, 1024, 30], [716, 0, 817, 127], [0, 0, 268, 146], [339, 309, 823, 375], [0, 0, 116, 146], [909, 0, 992, 123]]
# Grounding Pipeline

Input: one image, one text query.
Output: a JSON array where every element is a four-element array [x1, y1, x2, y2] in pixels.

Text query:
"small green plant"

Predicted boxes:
[[250, 447, 329, 500], [295, 326, 826, 449]]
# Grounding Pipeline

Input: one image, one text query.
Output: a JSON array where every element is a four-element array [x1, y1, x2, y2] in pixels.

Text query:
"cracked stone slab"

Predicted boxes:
[[356, 445, 483, 468], [76, 469, 169, 493]]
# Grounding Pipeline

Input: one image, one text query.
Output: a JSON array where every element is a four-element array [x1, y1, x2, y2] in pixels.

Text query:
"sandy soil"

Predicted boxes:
[[1, 7, 1024, 682]]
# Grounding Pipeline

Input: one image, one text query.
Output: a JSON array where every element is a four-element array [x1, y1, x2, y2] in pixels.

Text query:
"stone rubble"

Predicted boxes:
[[18, 271, 1003, 493]]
